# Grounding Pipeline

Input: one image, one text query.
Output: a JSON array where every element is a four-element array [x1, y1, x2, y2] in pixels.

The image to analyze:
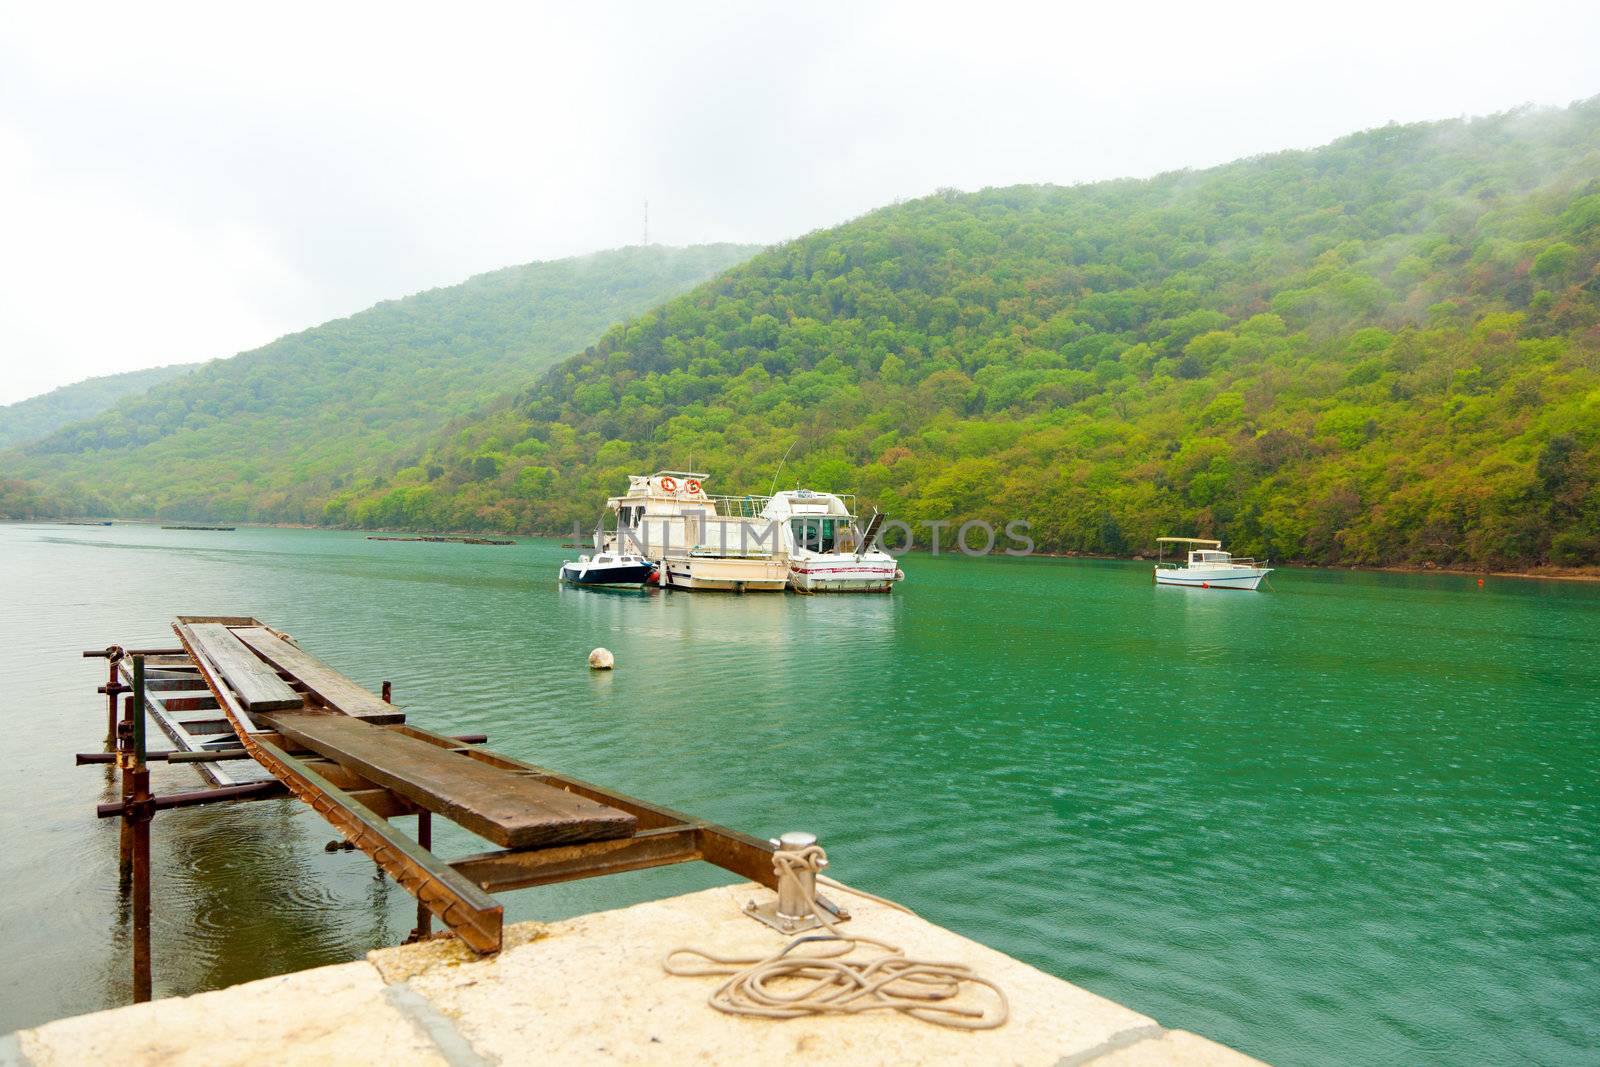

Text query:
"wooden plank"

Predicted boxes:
[[264, 712, 637, 848], [184, 624, 302, 712], [232, 627, 403, 724]]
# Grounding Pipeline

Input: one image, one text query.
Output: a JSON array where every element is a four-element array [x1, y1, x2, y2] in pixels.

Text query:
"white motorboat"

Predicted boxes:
[[1153, 537, 1272, 590], [760, 489, 902, 593], [599, 471, 787, 592], [593, 472, 903, 593], [559, 552, 657, 587], [600, 471, 730, 559], [659, 549, 790, 591]]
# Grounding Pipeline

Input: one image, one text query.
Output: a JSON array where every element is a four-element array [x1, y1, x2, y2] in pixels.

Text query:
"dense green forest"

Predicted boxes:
[[0, 363, 197, 448], [314, 101, 1600, 569], [11, 103, 1600, 569], [2, 244, 756, 521]]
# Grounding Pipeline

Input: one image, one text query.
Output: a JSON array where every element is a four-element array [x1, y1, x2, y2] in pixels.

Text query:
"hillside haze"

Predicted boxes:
[[326, 100, 1600, 569], [0, 364, 198, 448], [5, 244, 758, 521]]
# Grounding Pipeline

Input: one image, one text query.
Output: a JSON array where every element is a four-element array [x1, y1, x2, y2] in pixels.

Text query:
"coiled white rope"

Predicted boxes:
[[663, 845, 1009, 1030]]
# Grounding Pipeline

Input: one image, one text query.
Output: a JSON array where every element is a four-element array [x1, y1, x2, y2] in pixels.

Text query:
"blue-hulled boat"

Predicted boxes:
[[559, 552, 657, 587]]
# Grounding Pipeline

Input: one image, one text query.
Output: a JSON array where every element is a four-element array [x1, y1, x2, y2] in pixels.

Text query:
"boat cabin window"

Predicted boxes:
[[617, 505, 642, 527], [792, 517, 850, 553]]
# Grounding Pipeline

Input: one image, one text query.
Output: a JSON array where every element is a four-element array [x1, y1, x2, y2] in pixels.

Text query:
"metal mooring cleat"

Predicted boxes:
[[744, 831, 850, 933]]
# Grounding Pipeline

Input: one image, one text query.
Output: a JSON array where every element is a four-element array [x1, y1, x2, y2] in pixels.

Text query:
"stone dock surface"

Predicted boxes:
[[5, 883, 1265, 1066]]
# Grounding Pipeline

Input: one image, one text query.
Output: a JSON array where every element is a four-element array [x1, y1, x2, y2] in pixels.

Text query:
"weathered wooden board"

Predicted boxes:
[[185, 623, 303, 712], [232, 627, 403, 724], [264, 712, 637, 848]]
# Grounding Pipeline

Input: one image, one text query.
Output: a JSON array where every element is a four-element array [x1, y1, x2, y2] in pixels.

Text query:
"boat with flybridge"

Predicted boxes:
[[584, 471, 902, 593], [1153, 537, 1272, 590], [759, 489, 901, 593]]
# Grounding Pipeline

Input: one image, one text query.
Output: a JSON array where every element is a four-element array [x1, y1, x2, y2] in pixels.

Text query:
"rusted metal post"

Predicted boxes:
[[128, 654, 154, 1003], [117, 692, 135, 884], [414, 811, 433, 939], [103, 646, 125, 751]]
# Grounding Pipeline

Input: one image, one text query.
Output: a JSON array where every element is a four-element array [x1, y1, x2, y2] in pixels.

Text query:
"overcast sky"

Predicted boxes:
[[1, 1, 1596, 405]]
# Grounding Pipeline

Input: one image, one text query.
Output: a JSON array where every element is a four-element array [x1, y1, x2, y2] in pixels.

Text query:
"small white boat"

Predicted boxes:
[[1153, 537, 1272, 590], [559, 553, 657, 587]]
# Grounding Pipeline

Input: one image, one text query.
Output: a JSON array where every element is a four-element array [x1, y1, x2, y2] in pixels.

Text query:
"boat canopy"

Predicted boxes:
[[1156, 537, 1221, 547], [760, 489, 854, 521], [617, 471, 712, 500]]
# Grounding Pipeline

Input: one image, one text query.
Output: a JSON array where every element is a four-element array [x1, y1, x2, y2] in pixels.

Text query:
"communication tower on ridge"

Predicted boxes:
[[643, 198, 650, 246]]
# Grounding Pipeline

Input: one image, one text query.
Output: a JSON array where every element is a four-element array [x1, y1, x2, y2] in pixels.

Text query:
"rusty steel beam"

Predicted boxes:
[[171, 619, 495, 944], [253, 738, 503, 953], [77, 749, 253, 765], [414, 812, 433, 940], [128, 655, 152, 1003], [91, 774, 415, 820], [162, 616, 773, 951], [451, 826, 703, 893], [395, 722, 780, 890], [97, 780, 286, 817]]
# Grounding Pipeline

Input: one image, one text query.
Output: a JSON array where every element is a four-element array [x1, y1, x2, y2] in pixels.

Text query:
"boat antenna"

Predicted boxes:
[[768, 440, 798, 497]]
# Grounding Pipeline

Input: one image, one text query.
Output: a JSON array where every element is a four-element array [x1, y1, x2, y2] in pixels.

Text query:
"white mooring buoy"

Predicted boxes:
[[588, 647, 614, 670]]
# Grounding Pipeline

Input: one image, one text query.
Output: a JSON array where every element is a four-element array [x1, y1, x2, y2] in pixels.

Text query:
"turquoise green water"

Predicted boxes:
[[0, 523, 1596, 1064]]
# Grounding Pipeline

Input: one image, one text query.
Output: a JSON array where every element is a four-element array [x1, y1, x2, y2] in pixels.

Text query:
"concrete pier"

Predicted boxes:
[[7, 882, 1263, 1066]]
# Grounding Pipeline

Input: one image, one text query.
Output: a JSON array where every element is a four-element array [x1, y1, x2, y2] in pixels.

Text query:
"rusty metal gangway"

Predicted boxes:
[[83, 615, 797, 1001]]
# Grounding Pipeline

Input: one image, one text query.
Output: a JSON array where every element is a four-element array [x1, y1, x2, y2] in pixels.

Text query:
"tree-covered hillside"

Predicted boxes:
[[0, 363, 197, 448], [5, 244, 758, 521], [328, 101, 1600, 569]]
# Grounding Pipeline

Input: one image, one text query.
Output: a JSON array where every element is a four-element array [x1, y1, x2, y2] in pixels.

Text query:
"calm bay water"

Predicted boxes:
[[0, 522, 1595, 1064]]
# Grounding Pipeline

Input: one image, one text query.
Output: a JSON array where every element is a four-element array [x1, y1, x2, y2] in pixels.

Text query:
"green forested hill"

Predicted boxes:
[[0, 363, 198, 448], [328, 101, 1600, 568], [5, 244, 758, 521]]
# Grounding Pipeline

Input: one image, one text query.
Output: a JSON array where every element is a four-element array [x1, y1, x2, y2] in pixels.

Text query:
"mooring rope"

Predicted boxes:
[[663, 845, 1008, 1030]]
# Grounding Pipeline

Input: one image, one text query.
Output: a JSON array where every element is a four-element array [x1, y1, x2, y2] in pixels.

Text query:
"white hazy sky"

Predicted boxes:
[[1, 1, 1597, 405]]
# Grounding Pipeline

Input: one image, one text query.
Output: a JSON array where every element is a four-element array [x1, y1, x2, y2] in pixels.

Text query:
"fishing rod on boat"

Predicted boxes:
[[767, 439, 799, 498]]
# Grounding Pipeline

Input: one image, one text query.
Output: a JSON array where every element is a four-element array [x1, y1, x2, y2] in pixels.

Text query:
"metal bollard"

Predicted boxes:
[[745, 830, 848, 933], [774, 831, 820, 922]]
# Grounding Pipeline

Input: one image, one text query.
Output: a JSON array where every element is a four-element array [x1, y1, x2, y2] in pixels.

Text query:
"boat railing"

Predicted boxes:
[[1161, 555, 1271, 568], [707, 494, 773, 519], [683, 543, 783, 559]]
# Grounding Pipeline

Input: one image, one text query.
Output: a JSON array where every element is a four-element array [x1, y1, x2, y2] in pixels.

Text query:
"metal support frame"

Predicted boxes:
[[251, 738, 503, 953], [390, 722, 789, 898], [126, 655, 153, 1003], [80, 618, 807, 983]]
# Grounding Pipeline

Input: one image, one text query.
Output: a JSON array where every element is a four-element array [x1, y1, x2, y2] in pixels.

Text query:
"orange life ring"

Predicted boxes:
[[660, 476, 678, 492], [685, 478, 702, 494]]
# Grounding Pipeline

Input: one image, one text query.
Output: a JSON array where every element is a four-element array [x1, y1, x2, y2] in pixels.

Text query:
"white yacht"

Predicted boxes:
[[760, 490, 902, 593], [594, 473, 902, 593], [600, 471, 788, 592], [1153, 537, 1272, 590]]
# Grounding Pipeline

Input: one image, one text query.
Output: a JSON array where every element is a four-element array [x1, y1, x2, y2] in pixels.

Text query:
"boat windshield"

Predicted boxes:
[[791, 517, 853, 553]]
